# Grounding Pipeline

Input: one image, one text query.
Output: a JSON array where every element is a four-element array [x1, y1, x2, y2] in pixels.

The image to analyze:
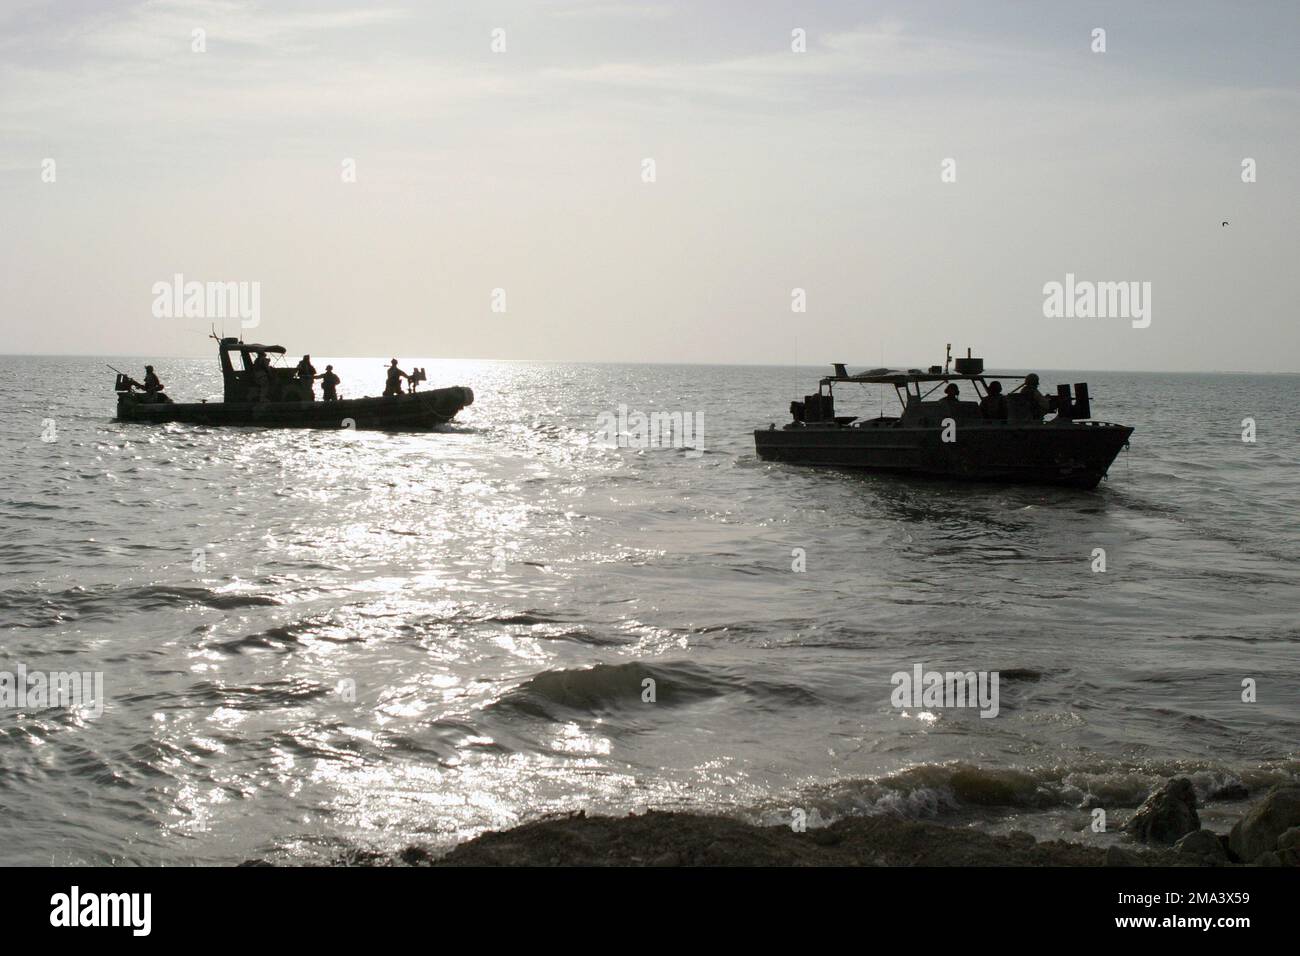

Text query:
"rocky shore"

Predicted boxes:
[[428, 810, 1181, 867], [1121, 777, 1300, 866], [332, 781, 1300, 867]]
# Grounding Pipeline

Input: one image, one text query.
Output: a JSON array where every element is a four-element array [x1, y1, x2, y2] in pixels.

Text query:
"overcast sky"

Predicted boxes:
[[1, 0, 1296, 371]]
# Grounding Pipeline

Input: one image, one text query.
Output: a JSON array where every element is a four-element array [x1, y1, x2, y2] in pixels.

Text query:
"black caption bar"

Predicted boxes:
[[0, 864, 1280, 943]]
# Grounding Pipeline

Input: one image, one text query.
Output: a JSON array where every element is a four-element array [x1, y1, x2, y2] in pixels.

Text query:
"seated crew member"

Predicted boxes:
[[318, 365, 340, 401], [932, 382, 968, 428], [383, 359, 408, 397], [980, 380, 1008, 420], [1022, 373, 1050, 417], [130, 365, 172, 403]]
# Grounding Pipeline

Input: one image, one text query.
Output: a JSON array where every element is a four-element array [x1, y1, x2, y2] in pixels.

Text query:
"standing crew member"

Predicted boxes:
[[250, 351, 272, 402], [318, 365, 340, 402], [295, 354, 317, 401]]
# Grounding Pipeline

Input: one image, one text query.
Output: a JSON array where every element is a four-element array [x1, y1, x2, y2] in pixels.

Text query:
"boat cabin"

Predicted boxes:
[[789, 352, 1093, 428], [217, 338, 312, 402]]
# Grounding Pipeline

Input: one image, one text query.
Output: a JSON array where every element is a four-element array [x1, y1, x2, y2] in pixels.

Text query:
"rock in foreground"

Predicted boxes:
[[1174, 828, 1228, 863], [1125, 777, 1200, 845], [1229, 785, 1300, 863], [429, 810, 1192, 867]]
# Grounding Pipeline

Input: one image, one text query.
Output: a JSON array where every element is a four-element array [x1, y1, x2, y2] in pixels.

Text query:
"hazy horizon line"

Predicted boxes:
[[1, 352, 1293, 377]]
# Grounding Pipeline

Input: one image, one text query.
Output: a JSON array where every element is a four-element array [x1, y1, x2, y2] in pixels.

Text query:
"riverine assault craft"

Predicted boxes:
[[114, 337, 473, 430], [754, 348, 1132, 488]]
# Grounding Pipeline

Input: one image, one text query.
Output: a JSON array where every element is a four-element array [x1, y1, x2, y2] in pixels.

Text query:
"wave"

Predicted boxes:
[[766, 758, 1300, 826], [206, 623, 308, 654], [487, 610, 569, 626], [183, 678, 333, 710], [0, 583, 280, 628], [488, 659, 820, 719]]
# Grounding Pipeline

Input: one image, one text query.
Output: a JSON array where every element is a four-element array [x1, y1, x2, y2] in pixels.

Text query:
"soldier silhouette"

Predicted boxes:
[[318, 365, 340, 402]]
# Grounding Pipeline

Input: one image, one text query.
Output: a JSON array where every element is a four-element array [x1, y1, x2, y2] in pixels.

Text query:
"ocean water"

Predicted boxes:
[[1, 355, 1297, 865]]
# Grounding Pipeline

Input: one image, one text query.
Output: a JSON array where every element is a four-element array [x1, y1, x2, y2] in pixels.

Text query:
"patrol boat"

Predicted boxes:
[[114, 337, 473, 430], [754, 348, 1132, 489]]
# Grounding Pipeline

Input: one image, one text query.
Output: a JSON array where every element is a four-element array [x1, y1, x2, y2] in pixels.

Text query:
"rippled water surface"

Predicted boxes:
[[1, 356, 1297, 864]]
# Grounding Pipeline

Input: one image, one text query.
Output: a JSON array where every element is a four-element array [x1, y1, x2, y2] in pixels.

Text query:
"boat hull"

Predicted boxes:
[[115, 387, 473, 430], [753, 421, 1132, 489]]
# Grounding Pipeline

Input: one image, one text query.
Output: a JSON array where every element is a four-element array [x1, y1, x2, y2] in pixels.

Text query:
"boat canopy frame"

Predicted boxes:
[[219, 342, 287, 355], [217, 336, 286, 359], [214, 336, 289, 376], [816, 368, 1030, 407]]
